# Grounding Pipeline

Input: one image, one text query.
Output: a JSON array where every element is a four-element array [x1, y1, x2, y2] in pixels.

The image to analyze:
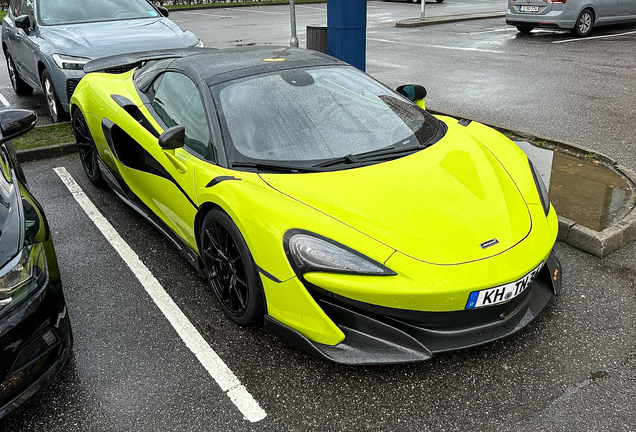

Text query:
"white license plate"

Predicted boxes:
[[519, 5, 540, 12], [465, 263, 544, 309]]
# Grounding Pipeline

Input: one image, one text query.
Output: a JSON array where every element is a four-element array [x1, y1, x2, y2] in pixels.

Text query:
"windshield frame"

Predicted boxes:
[[209, 65, 446, 173]]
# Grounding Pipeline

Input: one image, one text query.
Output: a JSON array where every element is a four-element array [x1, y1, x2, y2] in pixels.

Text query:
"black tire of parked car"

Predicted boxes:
[[200, 209, 265, 327], [5, 52, 33, 96], [73, 108, 106, 187], [571, 9, 594, 37], [41, 69, 67, 123]]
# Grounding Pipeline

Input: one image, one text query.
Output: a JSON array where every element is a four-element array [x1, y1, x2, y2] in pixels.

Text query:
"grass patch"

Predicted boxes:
[[13, 122, 74, 151]]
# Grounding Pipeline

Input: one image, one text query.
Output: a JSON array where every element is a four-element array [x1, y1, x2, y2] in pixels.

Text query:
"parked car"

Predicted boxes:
[[1, 0, 202, 123], [70, 46, 561, 365], [0, 109, 72, 419], [506, 0, 636, 37]]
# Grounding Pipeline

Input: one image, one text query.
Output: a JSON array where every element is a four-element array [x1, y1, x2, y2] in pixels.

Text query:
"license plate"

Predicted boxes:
[[465, 263, 544, 309], [519, 5, 539, 12]]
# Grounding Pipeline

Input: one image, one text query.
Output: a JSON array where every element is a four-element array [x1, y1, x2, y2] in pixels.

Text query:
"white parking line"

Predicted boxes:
[[552, 29, 636, 43], [53, 167, 267, 423], [0, 92, 10, 107], [367, 37, 504, 54], [179, 10, 237, 18], [225, 7, 285, 15]]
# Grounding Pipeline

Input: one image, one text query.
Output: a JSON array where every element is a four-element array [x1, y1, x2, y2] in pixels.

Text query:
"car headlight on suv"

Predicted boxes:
[[52, 54, 91, 70], [0, 243, 47, 316]]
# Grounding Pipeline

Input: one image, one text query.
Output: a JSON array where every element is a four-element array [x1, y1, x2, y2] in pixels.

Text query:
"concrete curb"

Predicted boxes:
[[396, 11, 506, 28], [17, 111, 636, 259], [428, 109, 636, 258], [16, 142, 77, 164]]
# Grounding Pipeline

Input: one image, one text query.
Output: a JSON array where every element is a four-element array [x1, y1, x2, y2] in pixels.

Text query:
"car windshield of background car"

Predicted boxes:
[[215, 67, 440, 162], [37, 0, 160, 25]]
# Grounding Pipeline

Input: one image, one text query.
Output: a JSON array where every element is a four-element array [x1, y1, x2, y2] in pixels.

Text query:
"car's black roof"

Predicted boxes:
[[85, 46, 348, 85]]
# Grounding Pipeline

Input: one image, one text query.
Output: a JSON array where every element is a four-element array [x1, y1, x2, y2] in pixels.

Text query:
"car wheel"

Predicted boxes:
[[41, 69, 66, 123], [73, 108, 105, 187], [516, 26, 534, 33], [200, 209, 265, 326], [6, 53, 33, 96], [571, 9, 593, 37]]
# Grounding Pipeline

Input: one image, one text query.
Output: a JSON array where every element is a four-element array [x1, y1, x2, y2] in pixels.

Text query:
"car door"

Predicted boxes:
[[116, 71, 212, 250], [9, 0, 39, 87], [593, 0, 619, 23], [616, 0, 636, 17]]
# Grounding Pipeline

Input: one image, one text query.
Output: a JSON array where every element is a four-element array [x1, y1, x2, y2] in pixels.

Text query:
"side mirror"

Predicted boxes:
[[396, 85, 427, 101], [0, 109, 37, 144], [15, 15, 31, 32], [159, 125, 185, 150], [157, 6, 169, 17]]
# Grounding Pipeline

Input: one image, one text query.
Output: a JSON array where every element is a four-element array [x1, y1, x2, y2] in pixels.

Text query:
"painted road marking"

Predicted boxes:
[[225, 7, 285, 15], [552, 30, 636, 43], [367, 37, 504, 54], [53, 167, 267, 423], [179, 10, 237, 18], [0, 93, 10, 107]]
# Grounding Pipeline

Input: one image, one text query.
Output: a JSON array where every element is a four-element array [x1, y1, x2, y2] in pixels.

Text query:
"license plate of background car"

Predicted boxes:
[[465, 263, 544, 309], [519, 5, 540, 12]]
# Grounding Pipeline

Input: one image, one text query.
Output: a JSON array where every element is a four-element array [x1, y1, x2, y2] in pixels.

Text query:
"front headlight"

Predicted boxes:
[[0, 243, 47, 316], [52, 54, 91, 70], [285, 231, 395, 276], [528, 158, 551, 216]]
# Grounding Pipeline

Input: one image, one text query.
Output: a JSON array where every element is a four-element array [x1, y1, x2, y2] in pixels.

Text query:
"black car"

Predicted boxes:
[[0, 109, 72, 419]]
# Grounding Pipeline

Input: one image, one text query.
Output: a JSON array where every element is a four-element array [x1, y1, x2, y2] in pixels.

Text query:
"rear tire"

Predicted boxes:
[[6, 52, 33, 96], [41, 69, 66, 123], [73, 108, 105, 187], [200, 209, 265, 326], [516, 26, 534, 33], [571, 9, 593, 37]]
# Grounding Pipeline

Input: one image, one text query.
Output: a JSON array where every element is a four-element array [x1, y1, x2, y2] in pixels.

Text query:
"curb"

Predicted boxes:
[[16, 142, 77, 164], [396, 11, 506, 28], [428, 109, 636, 258], [16, 113, 636, 259]]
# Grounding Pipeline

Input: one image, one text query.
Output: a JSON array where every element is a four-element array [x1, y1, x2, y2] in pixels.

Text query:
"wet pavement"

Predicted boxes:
[[2, 1, 636, 431]]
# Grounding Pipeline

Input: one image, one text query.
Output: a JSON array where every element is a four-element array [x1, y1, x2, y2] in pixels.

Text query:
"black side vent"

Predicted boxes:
[[66, 79, 81, 100]]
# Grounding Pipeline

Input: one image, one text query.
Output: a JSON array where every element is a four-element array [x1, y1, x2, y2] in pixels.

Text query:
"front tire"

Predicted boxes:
[[73, 108, 105, 187], [200, 209, 264, 326], [571, 9, 593, 37], [41, 69, 66, 123], [6, 53, 33, 96]]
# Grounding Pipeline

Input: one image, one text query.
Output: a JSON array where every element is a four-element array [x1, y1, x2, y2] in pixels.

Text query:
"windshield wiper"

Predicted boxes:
[[313, 145, 424, 168], [232, 161, 323, 173]]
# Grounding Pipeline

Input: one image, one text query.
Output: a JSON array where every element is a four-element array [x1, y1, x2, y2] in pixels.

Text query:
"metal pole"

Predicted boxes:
[[420, 0, 425, 20], [290, 0, 299, 47]]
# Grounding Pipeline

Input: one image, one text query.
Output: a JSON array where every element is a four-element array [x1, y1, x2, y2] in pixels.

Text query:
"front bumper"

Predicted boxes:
[[266, 250, 561, 365], [0, 247, 72, 419]]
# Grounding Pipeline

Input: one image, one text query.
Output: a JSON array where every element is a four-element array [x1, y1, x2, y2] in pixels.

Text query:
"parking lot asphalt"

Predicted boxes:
[[3, 1, 636, 431]]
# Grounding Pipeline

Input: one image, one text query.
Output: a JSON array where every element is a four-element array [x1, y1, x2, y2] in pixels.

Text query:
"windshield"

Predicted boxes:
[[37, 0, 160, 25], [213, 67, 441, 165]]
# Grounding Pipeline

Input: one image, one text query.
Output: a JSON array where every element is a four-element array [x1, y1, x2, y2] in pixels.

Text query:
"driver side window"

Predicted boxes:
[[151, 72, 210, 158]]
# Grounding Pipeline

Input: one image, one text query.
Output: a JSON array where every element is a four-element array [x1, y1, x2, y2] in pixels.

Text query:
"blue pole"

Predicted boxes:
[[327, 0, 367, 71]]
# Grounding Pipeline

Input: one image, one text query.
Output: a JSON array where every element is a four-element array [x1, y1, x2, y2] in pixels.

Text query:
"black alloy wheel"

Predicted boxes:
[[41, 69, 66, 123], [73, 109, 105, 187], [200, 210, 264, 326], [6, 53, 33, 95], [572, 9, 593, 37]]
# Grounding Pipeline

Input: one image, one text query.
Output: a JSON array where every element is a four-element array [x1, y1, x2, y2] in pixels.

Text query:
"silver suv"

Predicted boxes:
[[506, 0, 636, 37], [2, 0, 202, 122]]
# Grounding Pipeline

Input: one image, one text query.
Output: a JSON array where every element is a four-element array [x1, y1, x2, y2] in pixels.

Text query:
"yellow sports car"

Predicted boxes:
[[71, 47, 561, 364]]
